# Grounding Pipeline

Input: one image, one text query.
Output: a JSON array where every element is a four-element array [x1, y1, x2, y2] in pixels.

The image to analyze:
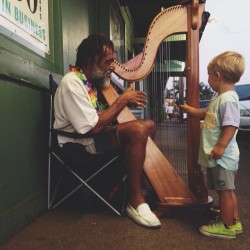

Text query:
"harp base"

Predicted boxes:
[[153, 195, 213, 218]]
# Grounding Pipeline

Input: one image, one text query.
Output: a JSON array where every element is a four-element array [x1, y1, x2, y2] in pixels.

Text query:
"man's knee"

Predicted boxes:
[[130, 120, 148, 137], [142, 119, 155, 128], [117, 120, 149, 141], [140, 119, 156, 138]]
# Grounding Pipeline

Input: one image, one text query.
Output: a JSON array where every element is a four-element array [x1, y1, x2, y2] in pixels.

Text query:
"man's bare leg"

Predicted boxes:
[[117, 119, 161, 228], [117, 120, 154, 208]]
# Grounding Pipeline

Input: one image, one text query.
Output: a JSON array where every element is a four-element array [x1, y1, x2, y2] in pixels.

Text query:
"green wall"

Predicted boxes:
[[120, 6, 135, 59], [0, 0, 62, 243], [0, 78, 49, 243], [0, 0, 119, 244]]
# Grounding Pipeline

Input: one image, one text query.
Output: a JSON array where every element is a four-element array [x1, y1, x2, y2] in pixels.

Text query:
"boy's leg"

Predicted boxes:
[[211, 165, 236, 227], [232, 191, 239, 219], [231, 191, 243, 233], [213, 191, 243, 234], [199, 166, 237, 239], [218, 189, 234, 226]]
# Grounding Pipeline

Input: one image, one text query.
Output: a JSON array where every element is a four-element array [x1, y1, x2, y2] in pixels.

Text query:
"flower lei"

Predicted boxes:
[[70, 65, 100, 112]]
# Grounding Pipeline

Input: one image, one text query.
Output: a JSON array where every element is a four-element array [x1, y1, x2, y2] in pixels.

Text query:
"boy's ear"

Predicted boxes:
[[215, 71, 222, 80]]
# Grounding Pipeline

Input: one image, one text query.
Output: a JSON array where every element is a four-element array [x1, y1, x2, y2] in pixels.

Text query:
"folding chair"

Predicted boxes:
[[47, 74, 126, 216]]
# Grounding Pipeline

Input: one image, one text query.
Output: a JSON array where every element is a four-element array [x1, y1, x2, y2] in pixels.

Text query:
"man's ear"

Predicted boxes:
[[85, 63, 94, 71]]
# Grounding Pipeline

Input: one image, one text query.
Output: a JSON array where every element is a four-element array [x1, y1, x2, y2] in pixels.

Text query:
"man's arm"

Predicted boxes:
[[91, 85, 147, 133]]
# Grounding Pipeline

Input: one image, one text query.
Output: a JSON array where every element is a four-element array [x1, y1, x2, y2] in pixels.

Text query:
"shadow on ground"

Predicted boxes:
[[1, 131, 249, 250]]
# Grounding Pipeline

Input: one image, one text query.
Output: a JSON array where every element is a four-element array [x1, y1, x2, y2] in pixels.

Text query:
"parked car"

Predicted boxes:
[[200, 100, 211, 109], [235, 83, 250, 131]]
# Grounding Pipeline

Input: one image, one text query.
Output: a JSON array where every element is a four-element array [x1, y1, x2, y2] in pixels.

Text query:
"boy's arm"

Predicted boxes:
[[209, 125, 237, 160], [179, 103, 207, 119]]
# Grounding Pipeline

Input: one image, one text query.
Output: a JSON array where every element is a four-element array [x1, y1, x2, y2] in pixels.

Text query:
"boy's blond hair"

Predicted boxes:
[[207, 51, 245, 83]]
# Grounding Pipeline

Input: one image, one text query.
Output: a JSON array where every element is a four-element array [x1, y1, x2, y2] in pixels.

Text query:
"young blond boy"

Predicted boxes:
[[180, 51, 245, 239]]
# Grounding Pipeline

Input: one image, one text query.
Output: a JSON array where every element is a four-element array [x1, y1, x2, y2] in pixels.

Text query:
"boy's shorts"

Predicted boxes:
[[207, 165, 236, 191]]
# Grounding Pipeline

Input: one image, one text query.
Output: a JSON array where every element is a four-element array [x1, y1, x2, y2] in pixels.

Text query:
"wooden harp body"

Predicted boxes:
[[102, 1, 212, 207], [113, 3, 201, 82]]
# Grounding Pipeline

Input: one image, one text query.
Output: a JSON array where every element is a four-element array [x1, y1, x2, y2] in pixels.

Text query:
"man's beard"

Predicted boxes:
[[89, 65, 111, 89]]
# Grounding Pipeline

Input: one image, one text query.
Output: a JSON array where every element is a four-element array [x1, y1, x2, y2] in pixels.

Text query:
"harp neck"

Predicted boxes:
[[113, 2, 205, 82]]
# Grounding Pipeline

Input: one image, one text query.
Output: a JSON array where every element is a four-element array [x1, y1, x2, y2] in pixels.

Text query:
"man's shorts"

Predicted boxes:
[[207, 165, 236, 191], [62, 142, 120, 177]]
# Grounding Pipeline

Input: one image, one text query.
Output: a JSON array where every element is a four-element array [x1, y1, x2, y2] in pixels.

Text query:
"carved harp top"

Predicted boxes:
[[113, 3, 205, 82]]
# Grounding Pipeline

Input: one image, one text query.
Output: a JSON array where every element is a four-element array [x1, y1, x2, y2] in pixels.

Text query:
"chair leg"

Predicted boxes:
[[48, 166, 64, 209], [48, 152, 125, 215], [85, 155, 119, 182], [120, 175, 127, 214], [51, 182, 83, 209], [48, 153, 52, 210], [70, 170, 123, 216]]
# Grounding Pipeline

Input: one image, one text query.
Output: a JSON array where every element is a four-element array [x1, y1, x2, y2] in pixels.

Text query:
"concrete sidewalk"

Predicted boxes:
[[1, 132, 249, 250]]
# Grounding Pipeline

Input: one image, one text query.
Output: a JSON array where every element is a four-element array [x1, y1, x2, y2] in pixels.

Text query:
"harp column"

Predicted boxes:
[[186, 0, 208, 201]]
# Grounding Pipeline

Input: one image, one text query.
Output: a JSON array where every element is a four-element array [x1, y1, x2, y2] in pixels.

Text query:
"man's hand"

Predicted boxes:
[[123, 84, 147, 108]]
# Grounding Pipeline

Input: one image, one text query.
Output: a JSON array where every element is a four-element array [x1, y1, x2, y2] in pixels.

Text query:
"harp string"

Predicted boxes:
[[149, 34, 188, 183], [109, 1, 209, 201]]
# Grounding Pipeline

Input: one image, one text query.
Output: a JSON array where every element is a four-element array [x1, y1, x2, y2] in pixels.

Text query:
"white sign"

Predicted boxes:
[[0, 0, 49, 54]]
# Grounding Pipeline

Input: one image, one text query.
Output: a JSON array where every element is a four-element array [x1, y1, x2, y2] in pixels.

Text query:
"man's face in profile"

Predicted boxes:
[[88, 47, 115, 88]]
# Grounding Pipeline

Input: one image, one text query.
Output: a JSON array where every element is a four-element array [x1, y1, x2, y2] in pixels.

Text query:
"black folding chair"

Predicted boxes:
[[47, 74, 126, 215]]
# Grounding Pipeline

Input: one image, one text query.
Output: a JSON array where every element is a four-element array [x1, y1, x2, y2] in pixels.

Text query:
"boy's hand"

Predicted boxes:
[[209, 145, 225, 160], [179, 103, 190, 112], [209, 126, 237, 160]]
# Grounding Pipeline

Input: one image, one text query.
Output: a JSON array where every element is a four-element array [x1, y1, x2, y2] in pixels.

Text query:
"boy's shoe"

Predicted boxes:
[[233, 221, 243, 234], [199, 221, 236, 239], [213, 216, 243, 234]]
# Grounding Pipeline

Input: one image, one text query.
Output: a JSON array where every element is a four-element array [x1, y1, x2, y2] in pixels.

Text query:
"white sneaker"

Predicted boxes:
[[126, 203, 161, 228]]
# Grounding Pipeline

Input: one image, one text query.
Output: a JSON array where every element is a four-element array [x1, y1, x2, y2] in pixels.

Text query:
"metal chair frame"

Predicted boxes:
[[47, 74, 126, 216]]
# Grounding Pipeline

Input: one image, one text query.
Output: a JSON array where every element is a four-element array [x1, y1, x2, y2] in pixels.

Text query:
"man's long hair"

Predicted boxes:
[[75, 34, 115, 69]]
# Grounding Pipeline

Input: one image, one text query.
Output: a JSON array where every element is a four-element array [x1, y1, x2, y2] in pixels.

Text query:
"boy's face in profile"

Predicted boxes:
[[208, 69, 219, 92]]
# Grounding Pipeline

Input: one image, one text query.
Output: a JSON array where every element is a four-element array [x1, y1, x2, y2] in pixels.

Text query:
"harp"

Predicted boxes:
[[102, 0, 212, 210]]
